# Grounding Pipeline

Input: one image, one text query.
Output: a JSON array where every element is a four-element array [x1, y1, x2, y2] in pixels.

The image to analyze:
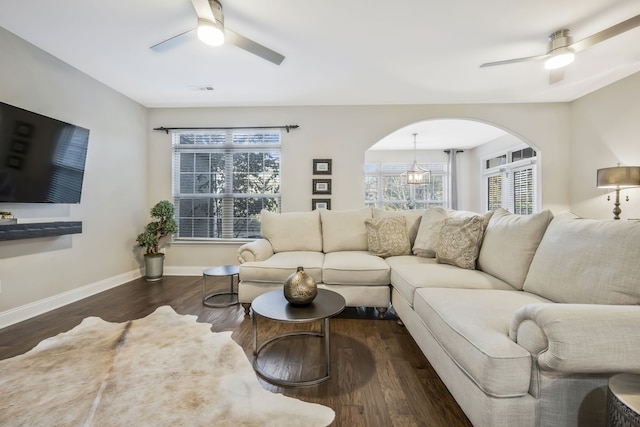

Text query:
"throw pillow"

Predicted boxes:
[[372, 208, 424, 246], [365, 217, 412, 258], [412, 207, 449, 257], [435, 216, 485, 269]]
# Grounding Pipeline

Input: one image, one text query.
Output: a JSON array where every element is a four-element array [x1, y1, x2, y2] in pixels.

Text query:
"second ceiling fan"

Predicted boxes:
[[480, 13, 640, 71], [151, 0, 285, 65]]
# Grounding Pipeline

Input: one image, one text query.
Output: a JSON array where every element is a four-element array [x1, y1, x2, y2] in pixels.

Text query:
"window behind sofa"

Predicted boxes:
[[483, 146, 537, 214], [364, 162, 446, 210], [172, 130, 281, 240]]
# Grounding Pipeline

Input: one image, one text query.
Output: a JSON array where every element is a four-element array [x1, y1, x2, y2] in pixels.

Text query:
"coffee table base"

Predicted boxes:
[[252, 316, 331, 387]]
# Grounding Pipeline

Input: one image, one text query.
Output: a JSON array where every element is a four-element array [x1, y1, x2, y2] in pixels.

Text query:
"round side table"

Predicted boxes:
[[607, 373, 640, 426], [251, 289, 345, 387], [202, 265, 239, 308]]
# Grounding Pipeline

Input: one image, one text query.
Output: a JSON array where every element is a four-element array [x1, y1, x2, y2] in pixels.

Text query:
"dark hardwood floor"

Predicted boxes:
[[0, 276, 471, 427]]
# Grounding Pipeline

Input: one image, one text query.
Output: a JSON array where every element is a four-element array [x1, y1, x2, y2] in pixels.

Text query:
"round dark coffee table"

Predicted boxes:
[[251, 289, 346, 387]]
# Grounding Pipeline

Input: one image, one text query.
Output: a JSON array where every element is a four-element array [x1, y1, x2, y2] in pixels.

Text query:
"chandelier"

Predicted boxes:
[[402, 133, 431, 185]]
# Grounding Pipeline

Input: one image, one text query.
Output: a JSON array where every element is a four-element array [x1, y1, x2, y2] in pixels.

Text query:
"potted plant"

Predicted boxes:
[[0, 211, 16, 225], [136, 200, 177, 281]]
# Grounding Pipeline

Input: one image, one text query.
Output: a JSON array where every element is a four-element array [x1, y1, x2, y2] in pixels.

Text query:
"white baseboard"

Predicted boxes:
[[0, 270, 142, 329]]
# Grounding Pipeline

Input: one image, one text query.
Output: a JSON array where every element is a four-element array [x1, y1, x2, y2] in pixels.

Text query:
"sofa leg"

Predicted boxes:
[[241, 303, 251, 316], [397, 318, 404, 327], [376, 307, 388, 319]]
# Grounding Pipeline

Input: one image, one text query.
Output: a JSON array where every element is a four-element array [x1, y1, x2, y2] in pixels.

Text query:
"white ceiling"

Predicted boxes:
[[370, 119, 508, 151], [2, 0, 640, 111]]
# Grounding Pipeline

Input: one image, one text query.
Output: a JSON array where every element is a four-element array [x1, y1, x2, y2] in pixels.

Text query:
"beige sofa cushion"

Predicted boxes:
[[436, 216, 485, 269], [320, 208, 372, 253], [523, 216, 640, 304], [413, 288, 551, 397], [365, 216, 411, 257], [322, 251, 390, 285], [260, 210, 322, 253], [239, 251, 324, 283], [387, 255, 515, 307], [372, 208, 423, 246], [477, 208, 553, 290]]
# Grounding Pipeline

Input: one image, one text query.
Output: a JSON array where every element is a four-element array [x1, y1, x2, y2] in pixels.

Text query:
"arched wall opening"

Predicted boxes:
[[365, 118, 541, 213]]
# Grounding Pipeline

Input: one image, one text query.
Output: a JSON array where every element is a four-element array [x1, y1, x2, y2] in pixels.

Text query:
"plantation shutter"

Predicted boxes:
[[487, 175, 502, 211], [513, 167, 534, 214]]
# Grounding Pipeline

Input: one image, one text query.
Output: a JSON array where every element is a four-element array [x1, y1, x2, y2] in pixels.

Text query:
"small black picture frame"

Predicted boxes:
[[313, 159, 332, 175], [312, 179, 332, 195], [312, 199, 331, 210], [14, 121, 34, 138], [6, 155, 23, 170], [11, 139, 29, 154]]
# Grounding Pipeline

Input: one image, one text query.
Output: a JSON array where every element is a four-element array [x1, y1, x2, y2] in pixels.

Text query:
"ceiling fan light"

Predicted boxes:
[[197, 18, 225, 46], [544, 47, 575, 70]]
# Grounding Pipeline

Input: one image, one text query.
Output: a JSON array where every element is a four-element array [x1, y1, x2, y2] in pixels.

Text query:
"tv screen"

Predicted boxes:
[[0, 101, 90, 203]]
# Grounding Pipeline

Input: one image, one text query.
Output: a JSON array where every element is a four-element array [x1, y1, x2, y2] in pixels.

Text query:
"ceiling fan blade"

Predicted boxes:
[[571, 13, 640, 53], [225, 29, 285, 65], [150, 28, 196, 51], [191, 0, 215, 21], [480, 54, 549, 68]]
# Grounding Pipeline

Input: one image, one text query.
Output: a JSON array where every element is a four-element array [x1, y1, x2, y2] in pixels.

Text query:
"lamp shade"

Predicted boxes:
[[597, 166, 640, 188]]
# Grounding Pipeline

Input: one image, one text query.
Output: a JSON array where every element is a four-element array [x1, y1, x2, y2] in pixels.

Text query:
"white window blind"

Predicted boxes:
[[172, 129, 281, 239]]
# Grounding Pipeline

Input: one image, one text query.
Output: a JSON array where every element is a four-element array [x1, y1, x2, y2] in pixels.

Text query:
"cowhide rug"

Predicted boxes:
[[0, 306, 335, 426]]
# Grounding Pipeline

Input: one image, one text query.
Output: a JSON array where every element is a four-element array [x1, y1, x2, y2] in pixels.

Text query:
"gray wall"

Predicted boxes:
[[0, 28, 148, 323], [569, 72, 640, 220]]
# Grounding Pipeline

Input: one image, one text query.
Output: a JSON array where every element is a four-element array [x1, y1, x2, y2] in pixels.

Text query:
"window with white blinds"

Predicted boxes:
[[483, 147, 537, 214], [364, 162, 446, 210], [172, 129, 281, 240]]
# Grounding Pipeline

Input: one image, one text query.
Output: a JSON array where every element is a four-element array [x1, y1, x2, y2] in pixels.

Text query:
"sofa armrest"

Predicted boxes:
[[510, 303, 640, 374], [237, 239, 274, 263]]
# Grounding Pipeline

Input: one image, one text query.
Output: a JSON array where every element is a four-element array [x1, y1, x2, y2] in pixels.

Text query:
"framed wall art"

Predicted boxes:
[[312, 199, 331, 210], [312, 179, 331, 195], [313, 159, 332, 175]]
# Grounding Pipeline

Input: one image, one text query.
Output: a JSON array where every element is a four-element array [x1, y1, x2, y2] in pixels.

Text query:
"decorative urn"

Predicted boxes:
[[283, 266, 318, 305]]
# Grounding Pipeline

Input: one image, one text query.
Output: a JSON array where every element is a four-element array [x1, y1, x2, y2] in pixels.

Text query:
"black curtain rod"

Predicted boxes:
[[153, 125, 299, 134]]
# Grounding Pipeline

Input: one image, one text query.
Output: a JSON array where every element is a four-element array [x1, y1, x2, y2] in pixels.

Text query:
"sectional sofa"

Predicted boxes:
[[237, 207, 640, 426]]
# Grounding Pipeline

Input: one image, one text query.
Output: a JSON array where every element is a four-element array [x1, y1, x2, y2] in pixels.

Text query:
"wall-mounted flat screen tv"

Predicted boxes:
[[0, 101, 90, 203]]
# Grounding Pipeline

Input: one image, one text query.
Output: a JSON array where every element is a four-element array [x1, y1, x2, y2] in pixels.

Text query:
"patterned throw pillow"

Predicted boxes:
[[435, 216, 485, 269], [365, 217, 411, 258]]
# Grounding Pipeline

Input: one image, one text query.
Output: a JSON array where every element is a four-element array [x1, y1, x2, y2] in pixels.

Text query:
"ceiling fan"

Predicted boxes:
[[480, 13, 640, 70], [150, 0, 285, 65]]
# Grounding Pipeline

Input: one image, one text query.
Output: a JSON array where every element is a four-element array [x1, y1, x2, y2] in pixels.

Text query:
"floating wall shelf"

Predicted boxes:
[[0, 221, 82, 241]]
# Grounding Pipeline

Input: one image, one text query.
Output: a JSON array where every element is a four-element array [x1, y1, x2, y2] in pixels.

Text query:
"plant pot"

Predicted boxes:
[[144, 254, 165, 282]]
